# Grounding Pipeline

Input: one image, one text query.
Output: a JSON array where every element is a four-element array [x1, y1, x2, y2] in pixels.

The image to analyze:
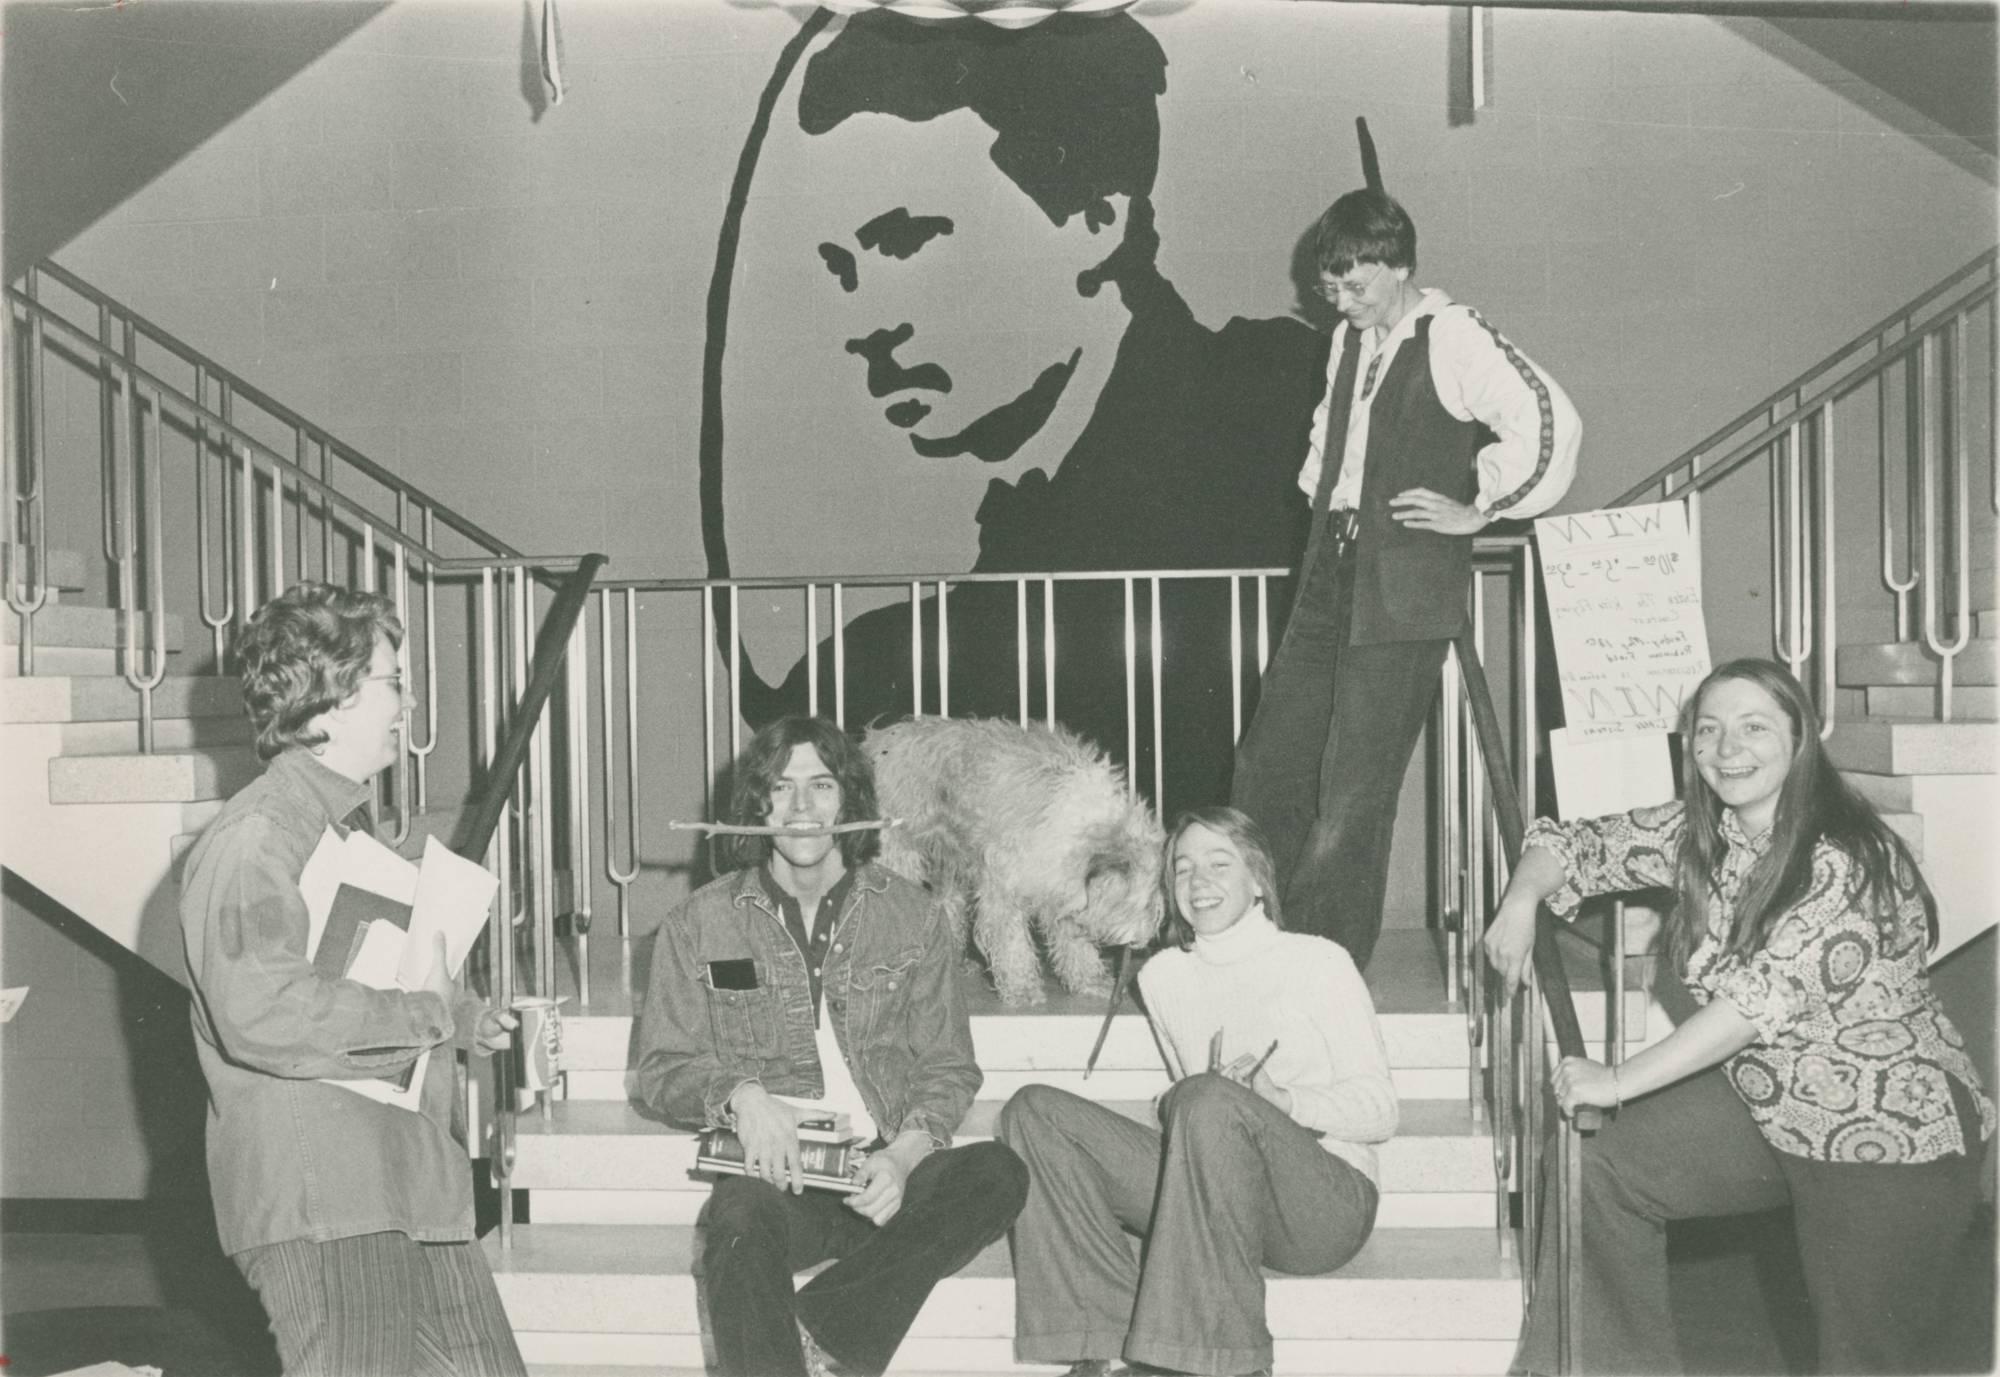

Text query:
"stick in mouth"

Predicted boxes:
[[667, 819, 901, 837]]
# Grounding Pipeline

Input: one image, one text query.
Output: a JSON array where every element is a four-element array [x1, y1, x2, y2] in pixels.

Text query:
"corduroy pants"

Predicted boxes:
[[235, 1231, 525, 1377]]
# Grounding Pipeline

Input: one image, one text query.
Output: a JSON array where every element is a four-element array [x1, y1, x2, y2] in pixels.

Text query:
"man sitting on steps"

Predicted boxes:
[[633, 715, 1028, 1377]]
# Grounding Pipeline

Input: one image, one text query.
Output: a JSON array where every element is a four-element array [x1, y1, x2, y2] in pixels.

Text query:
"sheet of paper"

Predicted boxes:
[[1550, 727, 1677, 820], [0, 987, 27, 1023], [301, 826, 418, 960], [1536, 502, 1712, 739], [326, 1048, 430, 1113], [396, 836, 502, 989]]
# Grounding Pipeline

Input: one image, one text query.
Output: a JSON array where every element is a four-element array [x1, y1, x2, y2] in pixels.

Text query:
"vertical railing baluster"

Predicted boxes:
[[6, 289, 52, 673], [1017, 578, 1031, 726], [479, 570, 515, 1248], [703, 588, 718, 813], [408, 510, 440, 813], [806, 582, 820, 719], [1122, 577, 1137, 799], [937, 578, 951, 718], [1042, 577, 1056, 727], [130, 387, 168, 751], [1229, 576, 1244, 744], [1921, 321, 1973, 719], [604, 590, 640, 956], [194, 366, 233, 665], [833, 583, 847, 728], [1255, 575, 1271, 674], [909, 581, 923, 717], [1816, 406, 1838, 737], [728, 585, 742, 761], [567, 612, 593, 1008], [1150, 577, 1164, 811], [385, 540, 413, 845]]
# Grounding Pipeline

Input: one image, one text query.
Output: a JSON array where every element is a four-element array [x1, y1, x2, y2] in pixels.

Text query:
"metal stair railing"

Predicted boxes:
[[4, 260, 612, 1234], [1611, 249, 1996, 727]]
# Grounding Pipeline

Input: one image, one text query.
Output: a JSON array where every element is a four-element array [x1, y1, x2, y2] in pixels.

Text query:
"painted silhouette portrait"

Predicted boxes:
[[701, 8, 1330, 811]]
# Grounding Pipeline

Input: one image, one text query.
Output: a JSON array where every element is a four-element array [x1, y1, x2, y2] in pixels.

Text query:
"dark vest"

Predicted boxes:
[[1298, 314, 1487, 645]]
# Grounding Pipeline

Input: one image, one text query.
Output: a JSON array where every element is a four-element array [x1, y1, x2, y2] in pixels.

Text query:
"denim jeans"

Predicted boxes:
[[1000, 1077, 1378, 1376], [1231, 516, 1447, 969], [696, 1140, 1028, 1377]]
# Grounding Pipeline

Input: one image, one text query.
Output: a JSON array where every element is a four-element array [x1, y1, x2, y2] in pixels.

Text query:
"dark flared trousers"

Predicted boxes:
[[1515, 1067, 1985, 1376], [1231, 520, 1447, 971], [1000, 1076, 1379, 1377], [696, 1139, 1027, 1377], [234, 1231, 526, 1377]]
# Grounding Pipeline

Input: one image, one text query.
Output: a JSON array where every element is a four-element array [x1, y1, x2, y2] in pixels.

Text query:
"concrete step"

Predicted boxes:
[[1837, 639, 1996, 688], [0, 673, 240, 724], [487, 1224, 1520, 1372], [1864, 684, 1999, 719], [1, 543, 89, 593], [59, 714, 256, 755], [4, 602, 186, 651], [1826, 718, 1998, 776], [513, 1098, 1500, 1231], [48, 746, 261, 804], [1839, 771, 1998, 960]]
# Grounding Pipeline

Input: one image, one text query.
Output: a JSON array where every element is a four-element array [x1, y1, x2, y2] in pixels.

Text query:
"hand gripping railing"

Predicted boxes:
[[1453, 627, 1599, 1375]]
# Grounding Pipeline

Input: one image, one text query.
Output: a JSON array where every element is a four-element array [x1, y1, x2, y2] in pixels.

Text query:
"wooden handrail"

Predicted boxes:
[[1453, 628, 1598, 1126], [453, 554, 608, 862]]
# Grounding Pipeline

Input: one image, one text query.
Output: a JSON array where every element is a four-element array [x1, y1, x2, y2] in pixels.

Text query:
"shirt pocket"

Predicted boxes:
[[706, 981, 785, 1061], [846, 944, 925, 1038]]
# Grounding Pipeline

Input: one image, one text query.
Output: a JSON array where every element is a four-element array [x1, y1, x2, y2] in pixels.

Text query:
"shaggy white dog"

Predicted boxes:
[[864, 716, 1165, 1006]]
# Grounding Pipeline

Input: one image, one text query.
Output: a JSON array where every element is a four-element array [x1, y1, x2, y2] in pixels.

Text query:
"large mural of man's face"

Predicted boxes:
[[714, 13, 1164, 581]]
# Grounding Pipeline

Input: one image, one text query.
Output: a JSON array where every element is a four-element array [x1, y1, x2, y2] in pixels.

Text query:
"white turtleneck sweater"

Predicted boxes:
[[1136, 907, 1398, 1186]]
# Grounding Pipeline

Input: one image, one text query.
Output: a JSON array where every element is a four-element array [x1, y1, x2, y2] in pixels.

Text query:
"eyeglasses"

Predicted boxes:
[[363, 673, 406, 695], [1314, 264, 1384, 303]]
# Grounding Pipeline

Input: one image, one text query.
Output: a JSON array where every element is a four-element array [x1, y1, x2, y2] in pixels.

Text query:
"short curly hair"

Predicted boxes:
[[233, 583, 402, 760]]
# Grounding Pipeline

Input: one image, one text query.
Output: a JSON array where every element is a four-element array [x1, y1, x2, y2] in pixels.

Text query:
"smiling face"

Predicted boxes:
[[1317, 260, 1413, 338], [1691, 675, 1799, 837], [1170, 822, 1261, 940], [765, 742, 846, 881]]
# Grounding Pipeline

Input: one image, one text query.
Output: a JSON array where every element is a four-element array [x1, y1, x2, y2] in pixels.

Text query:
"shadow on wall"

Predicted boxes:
[[0, 870, 278, 1375], [1, 0, 389, 282]]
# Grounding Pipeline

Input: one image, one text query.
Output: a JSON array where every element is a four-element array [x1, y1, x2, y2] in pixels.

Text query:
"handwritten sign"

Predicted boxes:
[[1535, 502, 1711, 738]]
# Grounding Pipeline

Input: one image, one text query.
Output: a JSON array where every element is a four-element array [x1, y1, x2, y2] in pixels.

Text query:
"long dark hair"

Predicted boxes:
[[721, 715, 882, 873], [1666, 658, 1935, 969], [1160, 806, 1284, 951]]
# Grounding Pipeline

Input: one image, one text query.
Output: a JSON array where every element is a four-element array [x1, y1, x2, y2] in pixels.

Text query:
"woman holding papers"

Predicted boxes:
[[179, 583, 525, 1377], [1484, 658, 1993, 1376], [999, 806, 1397, 1377]]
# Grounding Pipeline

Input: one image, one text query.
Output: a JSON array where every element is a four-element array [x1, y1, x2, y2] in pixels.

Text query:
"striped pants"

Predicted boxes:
[[235, 1231, 526, 1377]]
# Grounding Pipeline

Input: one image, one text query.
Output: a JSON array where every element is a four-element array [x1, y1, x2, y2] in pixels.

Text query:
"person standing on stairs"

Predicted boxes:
[[1000, 806, 1397, 1377], [1485, 657, 1994, 1376], [180, 583, 527, 1377], [1230, 184, 1580, 971], [633, 715, 1029, 1377]]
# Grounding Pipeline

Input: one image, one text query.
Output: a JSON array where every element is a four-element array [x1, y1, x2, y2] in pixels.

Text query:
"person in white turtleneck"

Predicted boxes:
[[998, 806, 1398, 1377]]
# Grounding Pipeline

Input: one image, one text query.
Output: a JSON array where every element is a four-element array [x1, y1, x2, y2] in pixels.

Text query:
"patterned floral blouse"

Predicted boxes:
[[1526, 801, 1994, 1164]]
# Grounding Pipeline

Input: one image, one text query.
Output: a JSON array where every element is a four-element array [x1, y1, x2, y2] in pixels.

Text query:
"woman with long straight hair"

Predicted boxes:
[[1485, 658, 1992, 1375], [1000, 806, 1397, 1377]]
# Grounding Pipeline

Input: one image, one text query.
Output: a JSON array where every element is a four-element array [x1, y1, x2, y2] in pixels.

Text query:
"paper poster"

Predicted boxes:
[[1535, 502, 1712, 739], [1549, 727, 1677, 820]]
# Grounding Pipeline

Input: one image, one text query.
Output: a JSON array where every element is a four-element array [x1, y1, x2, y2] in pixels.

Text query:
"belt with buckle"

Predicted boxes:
[[1325, 507, 1360, 556]]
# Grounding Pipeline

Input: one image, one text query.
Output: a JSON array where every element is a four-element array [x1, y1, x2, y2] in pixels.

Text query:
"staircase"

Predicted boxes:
[[4, 252, 1996, 1375], [482, 934, 1665, 1375], [1831, 623, 1999, 959]]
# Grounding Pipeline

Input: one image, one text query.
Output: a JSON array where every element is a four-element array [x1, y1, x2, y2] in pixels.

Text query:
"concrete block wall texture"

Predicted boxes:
[[4, 0, 1994, 1196]]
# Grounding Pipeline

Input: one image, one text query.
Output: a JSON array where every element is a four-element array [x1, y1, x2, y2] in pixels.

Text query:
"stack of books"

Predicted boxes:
[[695, 1113, 866, 1193]]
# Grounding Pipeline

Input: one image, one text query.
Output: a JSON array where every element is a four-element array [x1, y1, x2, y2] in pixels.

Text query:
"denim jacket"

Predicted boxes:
[[633, 864, 979, 1147]]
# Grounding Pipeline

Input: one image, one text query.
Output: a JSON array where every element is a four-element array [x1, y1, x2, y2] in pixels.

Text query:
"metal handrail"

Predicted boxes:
[[1612, 251, 1997, 508], [27, 260, 525, 564]]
